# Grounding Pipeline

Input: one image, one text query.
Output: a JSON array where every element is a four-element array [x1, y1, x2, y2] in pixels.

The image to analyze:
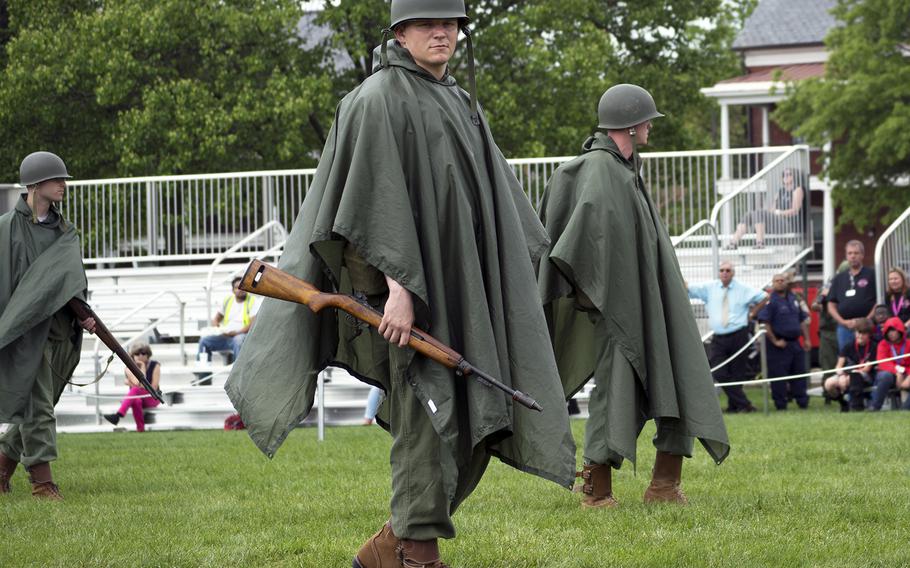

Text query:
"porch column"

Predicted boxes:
[[823, 141, 835, 283], [720, 102, 730, 179]]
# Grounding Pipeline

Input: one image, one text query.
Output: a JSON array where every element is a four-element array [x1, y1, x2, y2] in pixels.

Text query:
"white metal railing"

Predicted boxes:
[[875, 206, 910, 303], [707, 145, 813, 292], [2, 145, 802, 265], [204, 221, 287, 321], [59, 170, 309, 264], [90, 290, 187, 365]]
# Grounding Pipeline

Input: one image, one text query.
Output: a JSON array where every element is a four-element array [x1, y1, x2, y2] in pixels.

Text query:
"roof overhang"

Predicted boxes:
[[701, 63, 825, 106], [700, 81, 788, 106]]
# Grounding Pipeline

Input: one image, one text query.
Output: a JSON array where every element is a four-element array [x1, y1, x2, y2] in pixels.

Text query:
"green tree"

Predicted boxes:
[[775, 0, 910, 230], [314, 0, 750, 157], [0, 0, 333, 179]]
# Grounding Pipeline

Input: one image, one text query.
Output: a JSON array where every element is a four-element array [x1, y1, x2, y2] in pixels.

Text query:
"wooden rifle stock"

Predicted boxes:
[[239, 259, 543, 411], [67, 298, 166, 405]]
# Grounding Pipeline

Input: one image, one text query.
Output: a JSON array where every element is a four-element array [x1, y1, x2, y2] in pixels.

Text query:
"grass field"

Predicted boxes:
[[2, 395, 910, 567]]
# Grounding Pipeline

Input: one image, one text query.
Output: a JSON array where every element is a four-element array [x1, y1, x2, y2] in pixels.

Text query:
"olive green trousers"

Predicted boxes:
[[0, 338, 79, 467]]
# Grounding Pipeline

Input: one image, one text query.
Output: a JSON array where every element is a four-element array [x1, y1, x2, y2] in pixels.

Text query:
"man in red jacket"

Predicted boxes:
[[870, 317, 910, 410]]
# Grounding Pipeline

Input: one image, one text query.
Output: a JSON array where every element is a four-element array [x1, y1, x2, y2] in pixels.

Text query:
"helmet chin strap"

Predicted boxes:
[[628, 127, 641, 174], [27, 187, 38, 224]]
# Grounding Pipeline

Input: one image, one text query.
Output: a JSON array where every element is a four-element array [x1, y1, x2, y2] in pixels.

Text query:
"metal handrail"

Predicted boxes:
[[709, 145, 809, 227], [671, 219, 719, 246], [91, 290, 187, 366], [874, 205, 910, 303], [205, 220, 287, 320]]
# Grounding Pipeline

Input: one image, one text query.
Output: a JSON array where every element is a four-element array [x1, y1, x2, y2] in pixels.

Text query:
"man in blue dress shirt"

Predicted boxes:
[[688, 261, 767, 412]]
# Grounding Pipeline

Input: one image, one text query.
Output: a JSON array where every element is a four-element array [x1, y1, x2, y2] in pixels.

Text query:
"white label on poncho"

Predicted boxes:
[[427, 399, 437, 413]]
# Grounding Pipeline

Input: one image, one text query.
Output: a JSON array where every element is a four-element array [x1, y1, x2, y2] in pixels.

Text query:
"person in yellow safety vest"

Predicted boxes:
[[197, 277, 259, 365]]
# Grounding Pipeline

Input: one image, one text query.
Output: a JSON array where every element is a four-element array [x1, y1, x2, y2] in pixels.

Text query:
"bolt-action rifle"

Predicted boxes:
[[67, 298, 166, 404], [238, 259, 543, 412]]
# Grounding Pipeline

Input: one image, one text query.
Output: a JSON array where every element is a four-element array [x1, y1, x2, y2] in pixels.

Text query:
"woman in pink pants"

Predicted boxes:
[[103, 343, 161, 432]]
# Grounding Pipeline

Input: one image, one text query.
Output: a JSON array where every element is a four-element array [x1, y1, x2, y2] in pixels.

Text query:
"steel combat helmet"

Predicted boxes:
[[597, 84, 664, 130], [20, 151, 72, 186], [390, 0, 469, 29]]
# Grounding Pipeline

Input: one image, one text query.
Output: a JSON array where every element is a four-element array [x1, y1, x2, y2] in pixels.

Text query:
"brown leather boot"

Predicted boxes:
[[353, 522, 402, 568], [643, 451, 687, 504], [579, 463, 618, 508], [0, 452, 17, 494], [27, 462, 64, 501], [400, 538, 449, 568]]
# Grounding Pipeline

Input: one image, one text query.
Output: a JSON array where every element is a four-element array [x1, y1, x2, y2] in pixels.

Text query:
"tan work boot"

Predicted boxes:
[[579, 463, 618, 508], [643, 451, 688, 504], [0, 452, 17, 494], [400, 538, 449, 568], [354, 522, 402, 568], [27, 462, 64, 501]]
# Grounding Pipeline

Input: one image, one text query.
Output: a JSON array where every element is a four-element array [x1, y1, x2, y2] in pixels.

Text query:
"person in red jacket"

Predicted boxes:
[[870, 317, 910, 410]]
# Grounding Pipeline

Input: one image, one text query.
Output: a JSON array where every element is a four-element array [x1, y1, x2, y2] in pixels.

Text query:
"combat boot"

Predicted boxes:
[[579, 463, 618, 508], [353, 522, 401, 568], [27, 462, 64, 501], [0, 452, 17, 493], [400, 539, 449, 568], [643, 451, 687, 504]]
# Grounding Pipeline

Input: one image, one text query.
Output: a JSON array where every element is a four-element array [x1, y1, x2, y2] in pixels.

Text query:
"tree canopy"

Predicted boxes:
[[0, 1, 751, 181], [316, 0, 751, 157], [775, 0, 910, 230], [0, 0, 331, 179]]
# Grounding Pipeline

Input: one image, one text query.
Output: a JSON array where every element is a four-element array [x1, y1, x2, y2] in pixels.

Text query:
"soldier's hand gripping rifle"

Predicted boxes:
[[239, 259, 543, 412], [67, 298, 166, 405]]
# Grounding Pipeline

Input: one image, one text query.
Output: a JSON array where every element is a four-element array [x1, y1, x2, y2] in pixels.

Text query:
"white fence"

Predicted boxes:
[[13, 146, 802, 264], [875, 206, 910, 303]]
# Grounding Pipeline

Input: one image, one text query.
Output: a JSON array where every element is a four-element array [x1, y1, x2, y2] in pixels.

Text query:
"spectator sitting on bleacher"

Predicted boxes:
[[103, 343, 161, 432], [869, 317, 910, 411], [198, 277, 259, 364], [885, 267, 910, 326], [824, 318, 876, 412], [872, 304, 890, 343], [724, 167, 805, 250]]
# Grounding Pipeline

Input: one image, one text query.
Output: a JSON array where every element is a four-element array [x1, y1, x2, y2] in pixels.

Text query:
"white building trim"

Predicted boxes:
[[743, 46, 828, 67], [700, 80, 788, 106]]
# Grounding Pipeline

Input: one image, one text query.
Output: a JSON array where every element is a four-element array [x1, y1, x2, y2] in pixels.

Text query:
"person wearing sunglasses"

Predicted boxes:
[[688, 262, 768, 413]]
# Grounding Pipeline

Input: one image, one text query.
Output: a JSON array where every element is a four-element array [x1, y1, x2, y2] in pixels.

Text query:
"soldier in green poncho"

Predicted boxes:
[[224, 1, 575, 566], [0, 151, 96, 500], [538, 84, 730, 509]]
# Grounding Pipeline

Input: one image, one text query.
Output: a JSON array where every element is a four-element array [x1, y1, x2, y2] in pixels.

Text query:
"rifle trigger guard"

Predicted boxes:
[[345, 291, 371, 337]]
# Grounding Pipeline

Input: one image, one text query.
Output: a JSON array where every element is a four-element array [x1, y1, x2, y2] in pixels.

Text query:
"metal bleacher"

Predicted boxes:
[[59, 259, 380, 433]]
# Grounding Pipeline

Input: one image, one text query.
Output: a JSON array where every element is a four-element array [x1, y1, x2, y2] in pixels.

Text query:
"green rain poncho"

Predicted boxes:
[[0, 196, 86, 423], [538, 132, 729, 465], [226, 42, 576, 494]]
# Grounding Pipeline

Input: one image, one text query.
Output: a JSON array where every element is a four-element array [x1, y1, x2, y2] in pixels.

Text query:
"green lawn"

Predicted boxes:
[[2, 396, 910, 567]]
